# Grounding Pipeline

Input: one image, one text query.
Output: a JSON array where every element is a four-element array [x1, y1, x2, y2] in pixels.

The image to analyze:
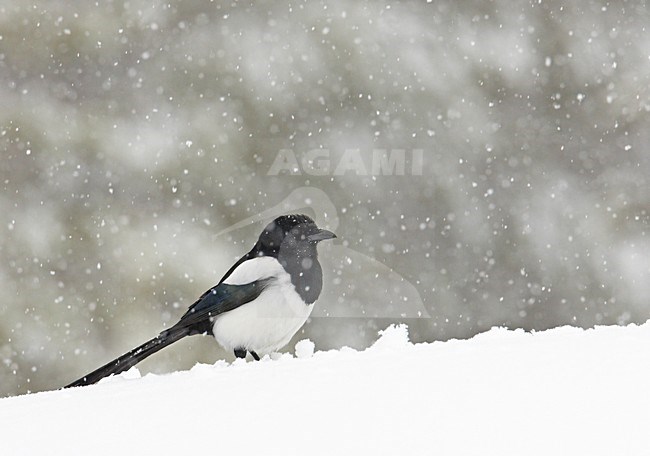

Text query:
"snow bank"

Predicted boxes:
[[1, 323, 649, 456]]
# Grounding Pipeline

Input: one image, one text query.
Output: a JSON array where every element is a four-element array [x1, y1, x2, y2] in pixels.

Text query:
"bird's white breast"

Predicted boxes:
[[213, 257, 314, 355]]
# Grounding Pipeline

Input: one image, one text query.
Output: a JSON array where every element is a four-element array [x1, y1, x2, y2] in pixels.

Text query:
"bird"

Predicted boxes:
[[65, 214, 336, 387]]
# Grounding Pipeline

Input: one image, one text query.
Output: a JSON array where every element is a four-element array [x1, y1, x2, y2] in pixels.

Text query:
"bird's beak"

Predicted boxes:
[[308, 229, 337, 242]]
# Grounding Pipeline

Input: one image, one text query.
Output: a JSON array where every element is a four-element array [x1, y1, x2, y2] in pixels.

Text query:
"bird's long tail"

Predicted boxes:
[[64, 326, 190, 388]]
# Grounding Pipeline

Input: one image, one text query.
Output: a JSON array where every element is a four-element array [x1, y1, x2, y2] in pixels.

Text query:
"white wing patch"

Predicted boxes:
[[223, 256, 285, 285]]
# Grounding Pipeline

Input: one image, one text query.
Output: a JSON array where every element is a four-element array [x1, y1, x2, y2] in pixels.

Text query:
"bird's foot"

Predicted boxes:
[[234, 348, 260, 361]]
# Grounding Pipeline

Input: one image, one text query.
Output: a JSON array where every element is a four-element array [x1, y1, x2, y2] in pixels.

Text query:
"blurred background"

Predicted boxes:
[[2, 0, 649, 397]]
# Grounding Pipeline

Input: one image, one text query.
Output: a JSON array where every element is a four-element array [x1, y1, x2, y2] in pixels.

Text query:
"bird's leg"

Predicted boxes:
[[250, 351, 260, 361], [234, 348, 247, 359]]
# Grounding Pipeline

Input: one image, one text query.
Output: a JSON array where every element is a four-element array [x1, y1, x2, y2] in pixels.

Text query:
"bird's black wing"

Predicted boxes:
[[171, 278, 271, 335]]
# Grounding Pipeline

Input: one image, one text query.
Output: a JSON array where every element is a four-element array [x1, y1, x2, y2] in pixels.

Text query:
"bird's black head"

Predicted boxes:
[[255, 214, 336, 257], [253, 214, 335, 303]]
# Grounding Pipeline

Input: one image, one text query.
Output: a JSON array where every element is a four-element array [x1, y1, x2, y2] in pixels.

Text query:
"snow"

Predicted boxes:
[[1, 323, 649, 455], [294, 338, 315, 359]]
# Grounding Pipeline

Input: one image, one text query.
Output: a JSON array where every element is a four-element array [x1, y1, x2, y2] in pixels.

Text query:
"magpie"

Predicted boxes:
[[65, 214, 336, 387]]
